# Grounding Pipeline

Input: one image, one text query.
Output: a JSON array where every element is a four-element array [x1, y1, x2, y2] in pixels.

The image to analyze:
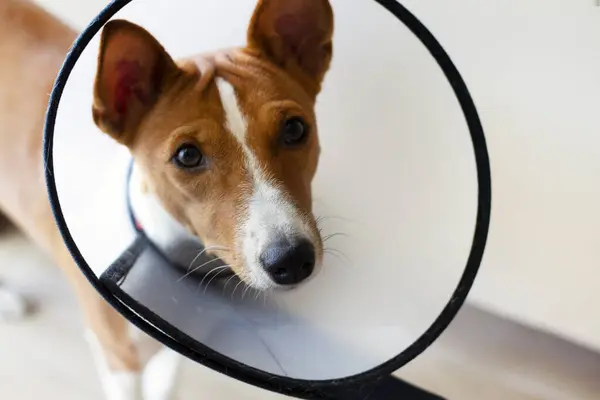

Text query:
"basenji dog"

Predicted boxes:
[[0, 0, 334, 398]]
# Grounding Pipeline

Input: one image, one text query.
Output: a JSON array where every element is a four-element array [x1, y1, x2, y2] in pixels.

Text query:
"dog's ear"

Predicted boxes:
[[247, 0, 334, 94], [92, 20, 178, 145]]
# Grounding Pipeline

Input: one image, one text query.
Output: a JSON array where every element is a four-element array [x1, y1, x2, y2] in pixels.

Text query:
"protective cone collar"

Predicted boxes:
[[43, 0, 491, 398]]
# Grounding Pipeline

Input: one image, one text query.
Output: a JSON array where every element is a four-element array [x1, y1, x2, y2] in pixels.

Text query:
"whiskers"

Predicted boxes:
[[219, 272, 273, 306], [177, 257, 223, 283], [315, 215, 360, 226], [322, 232, 350, 243], [231, 280, 246, 300], [177, 245, 230, 284], [323, 247, 352, 266], [226, 273, 260, 302], [197, 265, 232, 294], [174, 245, 275, 308], [185, 245, 230, 273], [316, 215, 354, 269], [177, 245, 236, 293]]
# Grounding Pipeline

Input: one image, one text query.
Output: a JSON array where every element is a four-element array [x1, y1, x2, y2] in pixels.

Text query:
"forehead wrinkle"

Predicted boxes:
[[184, 49, 254, 92], [179, 55, 217, 93]]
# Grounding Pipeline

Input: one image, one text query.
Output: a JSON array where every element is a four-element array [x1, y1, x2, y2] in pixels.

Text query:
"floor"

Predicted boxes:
[[1, 225, 599, 400]]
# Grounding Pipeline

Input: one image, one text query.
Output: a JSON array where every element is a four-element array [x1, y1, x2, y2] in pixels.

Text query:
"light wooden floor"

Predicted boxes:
[[1, 227, 599, 400]]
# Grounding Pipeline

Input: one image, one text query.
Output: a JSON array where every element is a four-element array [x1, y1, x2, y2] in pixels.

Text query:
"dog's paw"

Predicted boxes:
[[103, 372, 143, 400], [0, 285, 29, 321], [85, 331, 143, 400], [142, 347, 182, 400]]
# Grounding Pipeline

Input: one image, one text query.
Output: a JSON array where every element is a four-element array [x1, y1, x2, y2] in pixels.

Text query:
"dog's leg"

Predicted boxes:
[[128, 323, 183, 400], [142, 346, 182, 400], [68, 270, 143, 400], [68, 263, 182, 400]]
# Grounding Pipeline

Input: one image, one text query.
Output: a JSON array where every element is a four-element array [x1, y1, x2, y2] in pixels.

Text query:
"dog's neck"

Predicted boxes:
[[128, 162, 210, 270]]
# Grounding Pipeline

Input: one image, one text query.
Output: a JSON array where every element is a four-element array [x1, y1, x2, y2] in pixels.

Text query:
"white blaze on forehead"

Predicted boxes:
[[215, 78, 247, 144], [214, 77, 317, 289]]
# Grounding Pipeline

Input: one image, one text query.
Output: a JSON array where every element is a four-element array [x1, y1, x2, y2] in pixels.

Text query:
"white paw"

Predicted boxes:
[[104, 371, 143, 400], [142, 347, 182, 400], [86, 331, 143, 400], [0, 285, 28, 321]]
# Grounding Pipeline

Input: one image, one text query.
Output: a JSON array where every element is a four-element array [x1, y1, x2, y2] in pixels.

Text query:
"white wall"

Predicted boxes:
[[37, 0, 600, 353], [398, 0, 600, 351]]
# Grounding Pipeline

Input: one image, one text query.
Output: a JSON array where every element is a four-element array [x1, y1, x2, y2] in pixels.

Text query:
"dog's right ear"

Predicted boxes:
[[92, 20, 178, 145]]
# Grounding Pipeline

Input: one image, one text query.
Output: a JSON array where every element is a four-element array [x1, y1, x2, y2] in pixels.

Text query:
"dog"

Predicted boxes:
[[0, 0, 334, 398]]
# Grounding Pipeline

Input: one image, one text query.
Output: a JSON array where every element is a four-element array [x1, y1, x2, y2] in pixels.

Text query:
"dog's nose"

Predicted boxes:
[[260, 239, 316, 286]]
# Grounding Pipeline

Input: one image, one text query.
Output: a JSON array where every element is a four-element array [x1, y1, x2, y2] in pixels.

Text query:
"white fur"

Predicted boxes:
[[0, 284, 27, 321], [129, 164, 218, 276], [86, 330, 181, 400], [215, 77, 247, 144], [215, 78, 318, 290], [129, 166, 201, 254], [142, 347, 182, 400], [125, 325, 182, 400], [85, 331, 142, 400]]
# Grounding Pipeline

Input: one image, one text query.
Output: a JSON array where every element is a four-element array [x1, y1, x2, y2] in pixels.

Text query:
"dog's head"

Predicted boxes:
[[92, 0, 334, 290]]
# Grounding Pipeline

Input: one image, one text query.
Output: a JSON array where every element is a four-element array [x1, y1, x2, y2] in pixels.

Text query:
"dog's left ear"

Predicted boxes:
[[247, 0, 334, 95]]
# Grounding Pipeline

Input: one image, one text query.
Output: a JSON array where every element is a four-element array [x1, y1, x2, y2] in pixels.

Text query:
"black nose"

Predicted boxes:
[[260, 239, 316, 286]]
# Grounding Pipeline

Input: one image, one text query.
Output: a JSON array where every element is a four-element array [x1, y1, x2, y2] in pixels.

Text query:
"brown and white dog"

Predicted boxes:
[[0, 0, 333, 399]]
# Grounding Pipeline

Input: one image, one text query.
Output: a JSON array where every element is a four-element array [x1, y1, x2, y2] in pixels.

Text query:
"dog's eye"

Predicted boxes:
[[173, 144, 204, 169], [281, 117, 308, 146]]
